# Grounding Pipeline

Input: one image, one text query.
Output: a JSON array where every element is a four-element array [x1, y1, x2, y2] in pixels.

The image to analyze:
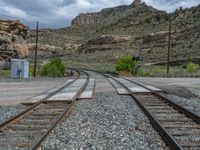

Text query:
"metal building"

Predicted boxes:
[[11, 59, 29, 78]]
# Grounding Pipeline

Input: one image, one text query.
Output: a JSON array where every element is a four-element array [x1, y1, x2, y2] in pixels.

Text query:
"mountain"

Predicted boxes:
[[27, 0, 200, 65], [70, 0, 168, 36]]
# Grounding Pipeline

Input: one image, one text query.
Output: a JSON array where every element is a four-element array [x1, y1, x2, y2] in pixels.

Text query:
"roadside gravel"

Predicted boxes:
[[160, 88, 200, 116], [0, 105, 26, 124], [42, 93, 168, 150]]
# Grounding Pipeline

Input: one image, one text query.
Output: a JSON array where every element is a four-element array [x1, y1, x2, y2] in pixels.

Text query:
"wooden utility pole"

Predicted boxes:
[[167, 20, 172, 76], [34, 21, 39, 77]]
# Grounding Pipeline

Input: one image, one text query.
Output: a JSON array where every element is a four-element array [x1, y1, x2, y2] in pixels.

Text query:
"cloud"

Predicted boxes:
[[0, 0, 199, 28], [143, 0, 200, 12], [2, 6, 27, 19]]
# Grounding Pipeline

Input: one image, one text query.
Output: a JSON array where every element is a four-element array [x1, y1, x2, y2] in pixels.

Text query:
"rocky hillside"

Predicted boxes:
[[28, 0, 167, 45], [0, 20, 29, 61], [70, 0, 169, 36], [27, 0, 200, 65]]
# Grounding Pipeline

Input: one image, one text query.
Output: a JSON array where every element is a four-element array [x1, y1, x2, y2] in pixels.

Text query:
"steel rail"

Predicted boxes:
[[102, 73, 183, 150], [0, 70, 80, 130], [114, 75, 200, 124], [29, 69, 90, 150], [61, 69, 200, 149]]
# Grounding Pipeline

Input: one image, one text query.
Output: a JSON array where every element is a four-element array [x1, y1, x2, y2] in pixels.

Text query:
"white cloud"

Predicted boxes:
[[2, 6, 27, 19], [0, 0, 199, 28], [143, 0, 200, 12]]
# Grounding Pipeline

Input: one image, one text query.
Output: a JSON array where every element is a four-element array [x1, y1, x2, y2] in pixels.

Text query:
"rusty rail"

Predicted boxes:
[[101, 72, 200, 150], [30, 69, 90, 150], [0, 70, 90, 150]]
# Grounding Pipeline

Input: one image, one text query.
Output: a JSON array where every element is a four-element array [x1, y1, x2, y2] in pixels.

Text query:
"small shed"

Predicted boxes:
[[11, 59, 29, 78]]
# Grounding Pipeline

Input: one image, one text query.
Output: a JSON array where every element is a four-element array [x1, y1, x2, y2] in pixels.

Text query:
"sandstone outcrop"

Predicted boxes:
[[0, 20, 29, 61], [28, 43, 65, 59], [131, 0, 143, 6], [78, 35, 134, 53], [71, 13, 101, 27], [28, 43, 63, 52]]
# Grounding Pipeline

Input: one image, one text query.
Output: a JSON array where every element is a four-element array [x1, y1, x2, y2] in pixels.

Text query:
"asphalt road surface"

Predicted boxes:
[[132, 77, 200, 98], [0, 78, 69, 105]]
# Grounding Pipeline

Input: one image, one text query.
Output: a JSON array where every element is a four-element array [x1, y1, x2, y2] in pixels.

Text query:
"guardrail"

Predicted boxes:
[[147, 74, 200, 78]]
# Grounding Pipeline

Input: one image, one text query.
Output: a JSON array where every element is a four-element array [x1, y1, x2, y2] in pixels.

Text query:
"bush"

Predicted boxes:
[[116, 55, 136, 74], [137, 67, 143, 77], [40, 58, 65, 77], [0, 69, 10, 77], [150, 67, 165, 75], [186, 62, 200, 73]]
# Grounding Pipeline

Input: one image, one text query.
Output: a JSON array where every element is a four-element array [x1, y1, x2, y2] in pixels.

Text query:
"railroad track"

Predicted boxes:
[[101, 72, 200, 150], [0, 70, 90, 150]]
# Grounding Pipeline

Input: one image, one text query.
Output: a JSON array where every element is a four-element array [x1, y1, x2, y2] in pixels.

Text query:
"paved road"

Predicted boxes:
[[132, 77, 200, 98], [0, 78, 69, 105]]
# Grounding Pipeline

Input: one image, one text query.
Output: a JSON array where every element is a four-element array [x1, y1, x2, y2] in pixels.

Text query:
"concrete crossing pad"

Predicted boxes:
[[108, 78, 129, 95], [21, 79, 74, 105], [78, 79, 96, 99], [116, 78, 151, 93], [126, 78, 162, 92], [47, 79, 87, 102]]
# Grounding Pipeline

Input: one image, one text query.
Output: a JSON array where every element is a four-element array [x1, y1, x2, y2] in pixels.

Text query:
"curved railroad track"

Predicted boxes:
[[0, 69, 90, 150], [103, 72, 200, 150]]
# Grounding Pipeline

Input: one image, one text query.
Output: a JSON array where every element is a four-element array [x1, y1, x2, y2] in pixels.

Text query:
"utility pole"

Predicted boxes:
[[134, 30, 143, 76], [34, 21, 39, 77], [167, 20, 172, 76]]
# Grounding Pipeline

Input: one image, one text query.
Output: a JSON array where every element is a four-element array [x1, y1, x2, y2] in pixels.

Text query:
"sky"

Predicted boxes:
[[0, 0, 200, 29]]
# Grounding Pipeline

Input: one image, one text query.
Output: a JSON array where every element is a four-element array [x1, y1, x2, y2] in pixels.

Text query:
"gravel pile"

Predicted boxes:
[[42, 93, 168, 150], [160, 88, 200, 116], [0, 105, 26, 124]]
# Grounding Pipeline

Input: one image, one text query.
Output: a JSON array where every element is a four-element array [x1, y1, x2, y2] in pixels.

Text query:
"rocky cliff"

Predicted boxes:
[[0, 20, 29, 61], [78, 35, 134, 53], [71, 13, 101, 27], [70, 0, 161, 33]]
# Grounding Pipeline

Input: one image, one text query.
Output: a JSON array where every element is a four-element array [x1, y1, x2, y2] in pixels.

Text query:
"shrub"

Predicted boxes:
[[186, 62, 200, 73], [0, 69, 10, 77], [116, 55, 136, 74], [137, 67, 143, 77], [40, 58, 65, 77], [150, 67, 164, 74]]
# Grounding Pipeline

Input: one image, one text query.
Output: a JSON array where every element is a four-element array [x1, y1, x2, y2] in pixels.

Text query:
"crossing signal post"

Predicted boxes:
[[134, 44, 143, 76]]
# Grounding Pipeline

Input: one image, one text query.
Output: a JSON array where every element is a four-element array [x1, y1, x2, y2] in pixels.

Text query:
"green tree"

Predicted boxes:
[[40, 58, 65, 77], [116, 55, 136, 74], [186, 62, 200, 73]]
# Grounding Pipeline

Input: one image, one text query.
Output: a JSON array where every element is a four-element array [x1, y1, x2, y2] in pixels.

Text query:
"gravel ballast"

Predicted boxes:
[[42, 93, 168, 150], [0, 105, 26, 124], [160, 88, 200, 117]]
